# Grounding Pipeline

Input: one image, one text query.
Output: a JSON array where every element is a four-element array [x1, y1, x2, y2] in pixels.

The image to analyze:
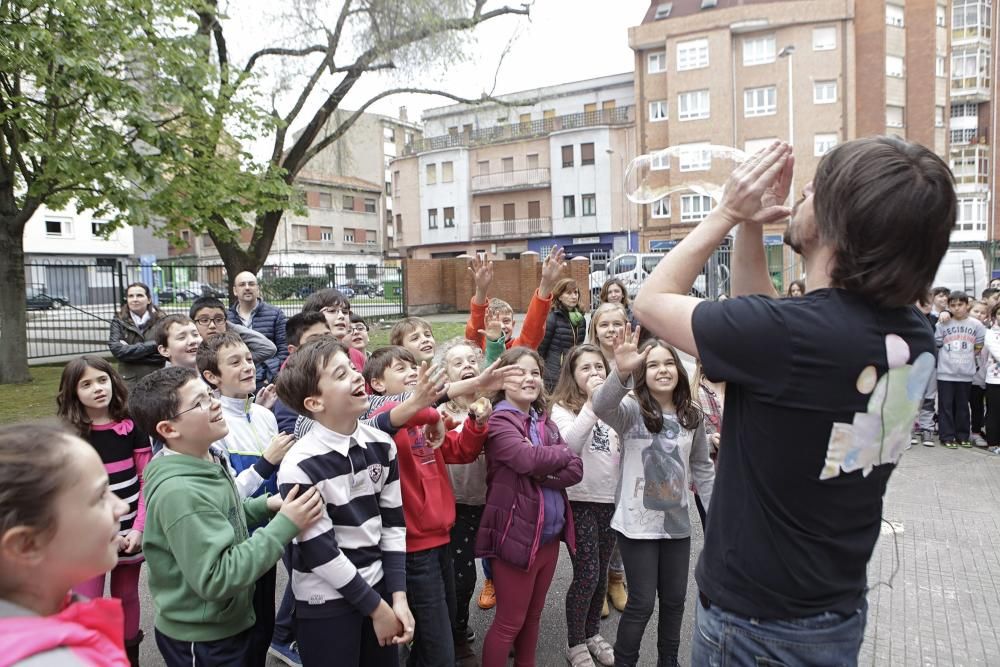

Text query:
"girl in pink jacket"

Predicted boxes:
[[0, 421, 130, 667]]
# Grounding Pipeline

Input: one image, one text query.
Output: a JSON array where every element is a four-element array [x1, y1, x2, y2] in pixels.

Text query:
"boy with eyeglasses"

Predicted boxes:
[[350, 314, 371, 359], [190, 297, 277, 370], [129, 366, 325, 667], [301, 288, 367, 372]]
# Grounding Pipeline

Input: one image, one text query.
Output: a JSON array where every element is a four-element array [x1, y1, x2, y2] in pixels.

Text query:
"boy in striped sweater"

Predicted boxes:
[[275, 337, 414, 667]]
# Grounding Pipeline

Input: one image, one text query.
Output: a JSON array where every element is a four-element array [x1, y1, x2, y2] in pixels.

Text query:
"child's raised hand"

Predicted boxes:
[[371, 600, 404, 647], [469, 397, 493, 425], [411, 361, 448, 408], [424, 419, 446, 449], [468, 253, 495, 298], [539, 245, 567, 296], [278, 484, 325, 531], [120, 529, 142, 554], [613, 323, 649, 377], [263, 432, 296, 465], [254, 383, 278, 410], [478, 310, 503, 342], [475, 358, 525, 394]]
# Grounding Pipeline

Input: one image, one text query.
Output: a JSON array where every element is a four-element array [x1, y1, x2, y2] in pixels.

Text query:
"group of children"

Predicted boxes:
[[915, 284, 1000, 453], [0, 247, 729, 667]]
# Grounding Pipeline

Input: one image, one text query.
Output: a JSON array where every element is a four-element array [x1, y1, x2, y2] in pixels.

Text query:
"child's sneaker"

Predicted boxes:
[[960, 440, 974, 448], [921, 430, 935, 447], [269, 641, 302, 667], [989, 446, 1000, 455], [972, 433, 988, 447], [943, 441, 959, 449]]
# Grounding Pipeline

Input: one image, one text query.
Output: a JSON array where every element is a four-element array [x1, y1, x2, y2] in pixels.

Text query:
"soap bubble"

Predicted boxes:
[[624, 145, 749, 205]]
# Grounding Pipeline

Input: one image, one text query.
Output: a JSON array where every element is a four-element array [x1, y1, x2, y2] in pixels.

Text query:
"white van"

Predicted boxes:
[[589, 252, 729, 301], [932, 247, 988, 297]]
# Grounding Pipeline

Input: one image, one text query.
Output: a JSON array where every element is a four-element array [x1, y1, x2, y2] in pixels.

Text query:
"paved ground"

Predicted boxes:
[[125, 441, 1000, 666]]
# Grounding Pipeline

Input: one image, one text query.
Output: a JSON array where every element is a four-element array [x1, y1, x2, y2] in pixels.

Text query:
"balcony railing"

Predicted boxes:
[[404, 107, 634, 155], [471, 217, 552, 241], [951, 145, 990, 187], [471, 168, 551, 193]]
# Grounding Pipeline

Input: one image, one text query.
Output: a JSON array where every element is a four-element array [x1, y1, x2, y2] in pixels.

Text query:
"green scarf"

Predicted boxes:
[[568, 310, 584, 327]]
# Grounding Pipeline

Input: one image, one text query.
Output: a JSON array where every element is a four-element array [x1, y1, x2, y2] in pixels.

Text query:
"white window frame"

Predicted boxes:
[[743, 86, 777, 117], [814, 134, 838, 156], [649, 100, 668, 122], [678, 89, 710, 121], [427, 208, 438, 229], [680, 194, 713, 223], [581, 194, 597, 216], [935, 106, 945, 128], [651, 150, 671, 171], [813, 80, 837, 104], [320, 228, 333, 241], [886, 4, 905, 27], [886, 105, 905, 128], [648, 50, 667, 73], [936, 4, 946, 27], [344, 230, 355, 243], [45, 219, 72, 237], [654, 3, 672, 19], [742, 34, 776, 66], [651, 198, 671, 219], [886, 55, 905, 78], [812, 26, 836, 51], [678, 144, 712, 172], [441, 161, 454, 183], [425, 163, 437, 185], [936, 55, 946, 77], [677, 38, 709, 71]]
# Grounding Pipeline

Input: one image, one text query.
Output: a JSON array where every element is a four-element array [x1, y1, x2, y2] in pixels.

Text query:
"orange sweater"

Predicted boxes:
[[464, 289, 553, 351]]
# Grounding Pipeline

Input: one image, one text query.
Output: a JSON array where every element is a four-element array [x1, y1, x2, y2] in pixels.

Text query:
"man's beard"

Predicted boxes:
[[783, 221, 804, 255]]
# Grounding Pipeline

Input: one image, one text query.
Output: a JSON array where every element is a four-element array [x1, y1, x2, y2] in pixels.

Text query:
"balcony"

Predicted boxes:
[[950, 145, 990, 193], [471, 217, 552, 241], [404, 107, 634, 155], [952, 47, 992, 101], [953, 2, 991, 45], [471, 168, 551, 193]]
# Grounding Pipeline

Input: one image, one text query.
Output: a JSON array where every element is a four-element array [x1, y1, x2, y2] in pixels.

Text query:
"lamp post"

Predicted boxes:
[[606, 148, 631, 252], [779, 44, 797, 280]]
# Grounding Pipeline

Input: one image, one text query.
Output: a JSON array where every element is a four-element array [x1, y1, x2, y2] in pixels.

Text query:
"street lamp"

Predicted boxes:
[[778, 44, 798, 281], [606, 148, 632, 252]]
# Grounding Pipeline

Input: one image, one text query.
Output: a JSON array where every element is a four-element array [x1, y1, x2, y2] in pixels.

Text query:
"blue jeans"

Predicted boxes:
[[406, 545, 457, 667], [691, 594, 867, 667]]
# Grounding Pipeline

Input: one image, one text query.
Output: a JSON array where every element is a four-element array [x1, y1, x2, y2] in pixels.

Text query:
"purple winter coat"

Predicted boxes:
[[474, 402, 583, 571]]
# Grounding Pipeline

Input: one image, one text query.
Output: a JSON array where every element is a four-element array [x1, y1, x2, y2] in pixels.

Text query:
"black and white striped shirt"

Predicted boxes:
[[277, 420, 406, 618]]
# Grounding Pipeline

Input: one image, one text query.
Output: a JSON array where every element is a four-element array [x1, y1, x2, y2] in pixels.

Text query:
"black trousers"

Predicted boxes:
[[155, 627, 251, 667], [938, 380, 972, 442], [296, 581, 398, 667], [971, 384, 986, 434], [247, 565, 276, 667]]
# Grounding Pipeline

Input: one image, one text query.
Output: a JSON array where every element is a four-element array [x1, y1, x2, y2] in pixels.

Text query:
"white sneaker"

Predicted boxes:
[[566, 643, 596, 667], [972, 433, 988, 448]]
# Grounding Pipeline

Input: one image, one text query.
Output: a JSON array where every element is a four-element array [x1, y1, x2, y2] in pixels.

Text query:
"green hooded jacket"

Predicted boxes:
[[142, 450, 299, 642]]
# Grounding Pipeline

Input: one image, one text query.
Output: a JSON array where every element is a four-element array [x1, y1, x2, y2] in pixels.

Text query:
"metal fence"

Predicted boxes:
[[22, 259, 405, 361]]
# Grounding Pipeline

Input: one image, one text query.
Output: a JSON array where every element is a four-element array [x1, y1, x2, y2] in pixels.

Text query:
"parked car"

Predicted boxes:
[[26, 286, 69, 310], [158, 286, 199, 304], [334, 285, 357, 299], [342, 279, 382, 297], [198, 283, 228, 298]]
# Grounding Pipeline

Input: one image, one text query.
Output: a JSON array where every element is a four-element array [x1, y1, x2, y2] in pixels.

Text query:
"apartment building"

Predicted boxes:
[[392, 73, 638, 260], [630, 0, 949, 289], [170, 109, 422, 276]]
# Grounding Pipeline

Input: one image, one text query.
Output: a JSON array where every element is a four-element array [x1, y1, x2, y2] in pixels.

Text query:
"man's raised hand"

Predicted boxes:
[[717, 142, 793, 227]]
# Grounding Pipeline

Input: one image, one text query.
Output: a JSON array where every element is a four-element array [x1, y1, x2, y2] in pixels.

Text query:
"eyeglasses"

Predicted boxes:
[[168, 398, 208, 421], [320, 306, 351, 316], [350, 324, 368, 333], [194, 316, 227, 326]]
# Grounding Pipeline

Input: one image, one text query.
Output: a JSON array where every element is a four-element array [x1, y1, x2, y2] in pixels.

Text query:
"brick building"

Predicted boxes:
[[630, 0, 950, 289]]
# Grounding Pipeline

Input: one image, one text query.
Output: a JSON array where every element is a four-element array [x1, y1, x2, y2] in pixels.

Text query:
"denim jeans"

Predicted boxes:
[[406, 545, 457, 667], [691, 594, 868, 667]]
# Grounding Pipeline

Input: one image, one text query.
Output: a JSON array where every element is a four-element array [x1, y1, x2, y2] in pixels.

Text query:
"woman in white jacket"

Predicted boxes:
[[551, 344, 621, 667], [982, 303, 1000, 453]]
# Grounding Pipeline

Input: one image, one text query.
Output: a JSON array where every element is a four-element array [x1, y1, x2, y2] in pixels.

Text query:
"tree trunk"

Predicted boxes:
[[0, 218, 32, 383]]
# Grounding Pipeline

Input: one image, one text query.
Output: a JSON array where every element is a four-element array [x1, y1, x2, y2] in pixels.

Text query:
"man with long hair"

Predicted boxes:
[[633, 137, 955, 666]]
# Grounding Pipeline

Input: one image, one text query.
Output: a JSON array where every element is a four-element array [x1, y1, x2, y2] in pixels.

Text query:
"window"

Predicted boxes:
[[886, 105, 904, 128], [744, 137, 778, 155], [677, 38, 709, 71], [91, 220, 108, 237], [503, 203, 515, 220], [651, 150, 670, 170], [886, 4, 904, 27], [744, 86, 776, 117], [581, 143, 595, 165], [648, 50, 667, 73], [937, 4, 946, 27], [45, 219, 69, 237], [602, 100, 616, 112], [444, 207, 455, 228], [342, 195, 355, 210], [320, 227, 333, 241], [813, 80, 837, 104], [385, 181, 391, 196], [393, 170, 400, 195], [501, 157, 514, 172], [563, 195, 576, 218], [344, 229, 355, 243], [936, 55, 946, 77], [448, 126, 458, 137], [679, 144, 712, 171], [428, 209, 438, 229], [318, 192, 332, 209], [654, 2, 672, 19], [952, 102, 978, 117], [364, 198, 376, 213], [935, 106, 945, 128], [404, 131, 414, 145], [813, 26, 836, 51], [367, 230, 378, 246], [678, 89, 710, 120], [293, 225, 308, 242], [581, 194, 596, 216], [383, 127, 395, 142], [951, 128, 977, 144], [480, 205, 491, 222], [584, 103, 598, 114], [478, 160, 489, 175], [526, 153, 539, 170], [954, 0, 992, 36], [463, 123, 473, 135], [425, 163, 437, 185], [562, 145, 574, 167], [957, 197, 988, 231], [651, 198, 671, 218], [528, 200, 541, 219], [814, 133, 838, 156], [701, 0, 718, 7], [886, 55, 904, 78], [442, 161, 454, 182], [649, 100, 668, 121], [680, 194, 713, 222], [743, 34, 775, 65], [519, 113, 532, 124]]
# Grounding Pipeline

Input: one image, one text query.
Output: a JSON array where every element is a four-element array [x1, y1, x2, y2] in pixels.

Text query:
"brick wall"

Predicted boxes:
[[403, 252, 591, 314]]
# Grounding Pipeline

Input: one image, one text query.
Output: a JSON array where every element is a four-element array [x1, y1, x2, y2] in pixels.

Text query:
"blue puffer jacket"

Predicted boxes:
[[227, 300, 287, 384]]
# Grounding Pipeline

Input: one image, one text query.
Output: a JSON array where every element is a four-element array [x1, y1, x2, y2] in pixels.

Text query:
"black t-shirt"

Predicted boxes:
[[691, 289, 936, 619]]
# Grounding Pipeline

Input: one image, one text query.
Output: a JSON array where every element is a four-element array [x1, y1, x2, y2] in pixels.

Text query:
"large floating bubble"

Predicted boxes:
[[624, 144, 749, 205]]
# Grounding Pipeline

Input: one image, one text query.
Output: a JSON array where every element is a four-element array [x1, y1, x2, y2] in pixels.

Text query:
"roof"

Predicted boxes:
[[641, 0, 779, 23], [295, 172, 383, 193]]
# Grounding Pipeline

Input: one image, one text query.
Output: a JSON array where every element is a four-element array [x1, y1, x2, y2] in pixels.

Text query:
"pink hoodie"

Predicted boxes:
[[0, 596, 128, 667]]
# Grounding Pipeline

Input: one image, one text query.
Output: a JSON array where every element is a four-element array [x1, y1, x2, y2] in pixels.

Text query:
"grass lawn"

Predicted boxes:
[[0, 321, 471, 426]]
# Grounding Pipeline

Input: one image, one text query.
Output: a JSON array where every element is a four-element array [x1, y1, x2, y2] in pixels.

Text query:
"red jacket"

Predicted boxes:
[[374, 404, 487, 552], [0, 596, 128, 667], [465, 289, 552, 351]]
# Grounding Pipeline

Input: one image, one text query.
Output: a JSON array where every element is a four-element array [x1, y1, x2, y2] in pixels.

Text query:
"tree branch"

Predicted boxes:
[[242, 44, 329, 75]]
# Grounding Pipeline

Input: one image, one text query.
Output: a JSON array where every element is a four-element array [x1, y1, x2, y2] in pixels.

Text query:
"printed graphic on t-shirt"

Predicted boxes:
[[820, 334, 936, 480], [591, 422, 612, 453]]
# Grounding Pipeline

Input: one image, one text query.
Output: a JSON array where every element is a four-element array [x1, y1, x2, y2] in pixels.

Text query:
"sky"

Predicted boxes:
[[227, 0, 651, 157]]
